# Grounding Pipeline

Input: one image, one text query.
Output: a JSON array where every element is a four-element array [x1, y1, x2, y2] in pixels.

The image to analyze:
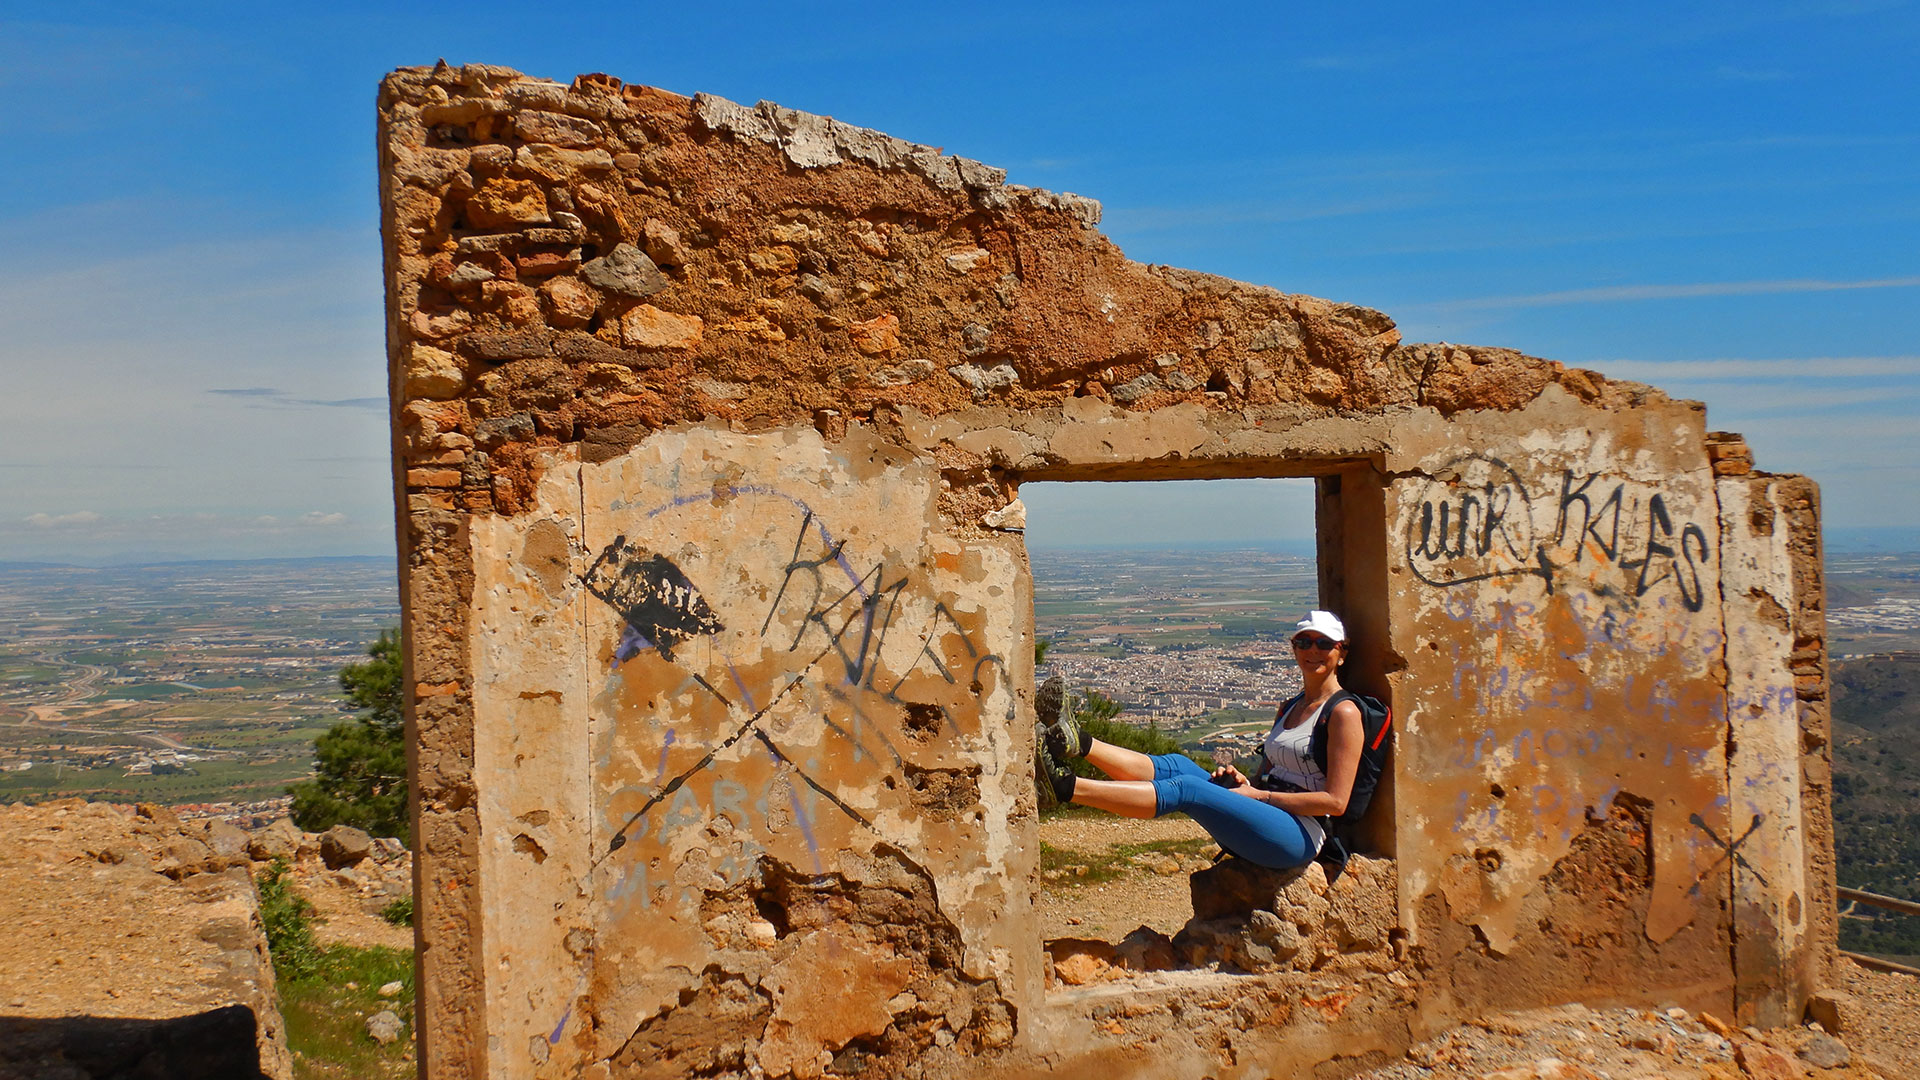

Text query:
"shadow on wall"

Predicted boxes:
[[0, 1007, 268, 1080]]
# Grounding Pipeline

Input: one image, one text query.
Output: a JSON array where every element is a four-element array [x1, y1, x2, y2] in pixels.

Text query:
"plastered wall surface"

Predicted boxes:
[[378, 63, 1832, 1079]]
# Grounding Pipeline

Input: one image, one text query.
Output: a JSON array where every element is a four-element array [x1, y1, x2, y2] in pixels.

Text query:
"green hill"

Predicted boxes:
[[1831, 654, 1920, 960]]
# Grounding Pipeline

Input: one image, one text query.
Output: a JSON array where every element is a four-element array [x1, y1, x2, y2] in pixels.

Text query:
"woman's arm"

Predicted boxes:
[[1227, 699, 1364, 817]]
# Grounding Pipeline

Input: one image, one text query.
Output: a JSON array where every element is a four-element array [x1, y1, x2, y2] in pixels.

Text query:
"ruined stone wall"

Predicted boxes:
[[378, 63, 1832, 1079]]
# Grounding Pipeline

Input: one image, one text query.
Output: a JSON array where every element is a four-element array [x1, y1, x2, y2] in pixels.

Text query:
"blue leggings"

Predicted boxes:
[[1150, 754, 1320, 870]]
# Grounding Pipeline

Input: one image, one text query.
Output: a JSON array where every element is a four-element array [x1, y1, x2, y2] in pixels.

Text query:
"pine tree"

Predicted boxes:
[[288, 629, 409, 841]]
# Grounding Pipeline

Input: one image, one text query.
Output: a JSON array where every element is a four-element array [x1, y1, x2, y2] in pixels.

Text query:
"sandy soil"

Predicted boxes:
[[1036, 813, 1212, 941], [287, 851, 415, 952], [1840, 959, 1920, 1079]]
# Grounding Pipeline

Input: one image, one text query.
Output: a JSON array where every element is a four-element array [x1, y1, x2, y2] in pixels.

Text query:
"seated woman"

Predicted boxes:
[[1034, 611, 1364, 871]]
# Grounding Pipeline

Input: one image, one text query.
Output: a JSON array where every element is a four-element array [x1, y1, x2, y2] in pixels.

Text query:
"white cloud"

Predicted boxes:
[[1429, 275, 1920, 312], [300, 512, 349, 527], [24, 510, 101, 528], [1593, 355, 1920, 381]]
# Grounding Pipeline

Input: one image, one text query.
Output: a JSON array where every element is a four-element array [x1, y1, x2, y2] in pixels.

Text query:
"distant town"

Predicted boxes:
[[1, 546, 1917, 806], [0, 558, 397, 805]]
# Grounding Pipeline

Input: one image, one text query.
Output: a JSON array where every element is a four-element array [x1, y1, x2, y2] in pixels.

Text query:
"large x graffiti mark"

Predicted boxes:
[[594, 634, 879, 864], [588, 500, 1004, 868], [1687, 812, 1767, 896]]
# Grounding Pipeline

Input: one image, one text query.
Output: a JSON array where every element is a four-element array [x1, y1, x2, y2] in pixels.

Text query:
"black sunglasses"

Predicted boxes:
[[1292, 634, 1340, 652]]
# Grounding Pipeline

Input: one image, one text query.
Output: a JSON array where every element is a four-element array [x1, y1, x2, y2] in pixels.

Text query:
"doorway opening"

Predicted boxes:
[[1015, 468, 1397, 984]]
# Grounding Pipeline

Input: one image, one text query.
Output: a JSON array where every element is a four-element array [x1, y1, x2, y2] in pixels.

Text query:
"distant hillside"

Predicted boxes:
[[1831, 654, 1920, 959]]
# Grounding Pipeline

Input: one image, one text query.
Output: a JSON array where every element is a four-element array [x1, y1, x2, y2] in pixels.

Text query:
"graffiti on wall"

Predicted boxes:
[[1406, 454, 1712, 613], [581, 486, 1006, 918], [1398, 451, 1737, 942]]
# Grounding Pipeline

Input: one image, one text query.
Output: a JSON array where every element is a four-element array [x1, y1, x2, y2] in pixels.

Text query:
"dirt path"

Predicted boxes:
[[1036, 812, 1213, 942]]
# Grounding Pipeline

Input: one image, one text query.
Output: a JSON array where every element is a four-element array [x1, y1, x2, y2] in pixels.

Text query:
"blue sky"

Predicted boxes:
[[1, 1, 1915, 562]]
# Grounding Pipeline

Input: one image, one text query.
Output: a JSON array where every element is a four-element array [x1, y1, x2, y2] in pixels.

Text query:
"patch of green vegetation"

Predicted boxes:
[[259, 859, 324, 980], [0, 758, 317, 805], [1039, 836, 1216, 887], [379, 895, 414, 927], [1832, 655, 1920, 959], [1191, 706, 1271, 729], [280, 948, 416, 1080], [108, 682, 197, 700], [258, 859, 416, 1078]]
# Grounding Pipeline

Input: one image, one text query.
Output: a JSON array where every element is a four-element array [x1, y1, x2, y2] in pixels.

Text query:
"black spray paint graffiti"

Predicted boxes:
[[583, 537, 725, 662], [1408, 454, 1542, 584], [1406, 454, 1711, 612], [1554, 473, 1710, 612], [1689, 812, 1767, 896], [586, 496, 1006, 866]]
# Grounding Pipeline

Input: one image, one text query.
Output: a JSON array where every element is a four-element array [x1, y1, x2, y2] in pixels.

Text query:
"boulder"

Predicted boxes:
[[154, 836, 215, 880], [1799, 1033, 1850, 1069], [1113, 926, 1177, 972], [247, 818, 301, 861], [1177, 855, 1398, 973], [320, 825, 373, 869], [370, 837, 407, 863], [201, 820, 250, 860], [1188, 857, 1317, 921]]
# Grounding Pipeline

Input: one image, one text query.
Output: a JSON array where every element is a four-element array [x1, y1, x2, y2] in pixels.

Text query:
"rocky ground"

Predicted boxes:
[[1036, 812, 1920, 1080], [268, 827, 414, 953], [1037, 812, 1215, 941], [0, 799, 294, 1079]]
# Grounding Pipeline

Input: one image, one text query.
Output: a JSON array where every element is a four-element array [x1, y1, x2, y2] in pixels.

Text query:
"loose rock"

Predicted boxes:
[[1798, 1032, 1849, 1069], [320, 825, 373, 869], [366, 1009, 405, 1045]]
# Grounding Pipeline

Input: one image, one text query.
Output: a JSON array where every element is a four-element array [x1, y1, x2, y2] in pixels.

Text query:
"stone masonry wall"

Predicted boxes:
[[378, 63, 1833, 1079]]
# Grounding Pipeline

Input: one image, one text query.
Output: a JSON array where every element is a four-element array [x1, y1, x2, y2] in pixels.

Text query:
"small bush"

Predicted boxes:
[[256, 858, 322, 981], [380, 895, 414, 927]]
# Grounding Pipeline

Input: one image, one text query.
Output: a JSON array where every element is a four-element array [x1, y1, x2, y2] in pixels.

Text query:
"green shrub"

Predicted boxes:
[[1067, 689, 1211, 777], [380, 895, 414, 927], [289, 628, 409, 842], [256, 858, 322, 981]]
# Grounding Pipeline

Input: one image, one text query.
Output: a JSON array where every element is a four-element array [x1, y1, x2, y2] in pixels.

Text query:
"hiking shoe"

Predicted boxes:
[[1036, 674, 1065, 728], [1034, 726, 1077, 808], [1040, 682, 1091, 763]]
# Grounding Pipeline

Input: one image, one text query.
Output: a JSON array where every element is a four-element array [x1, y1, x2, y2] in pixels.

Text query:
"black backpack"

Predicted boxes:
[[1265, 688, 1394, 881]]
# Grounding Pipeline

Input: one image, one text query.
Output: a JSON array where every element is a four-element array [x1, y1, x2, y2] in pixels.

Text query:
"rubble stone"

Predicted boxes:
[[579, 243, 668, 297], [366, 1009, 405, 1045], [465, 177, 548, 227], [319, 825, 372, 869], [620, 304, 703, 349], [1798, 1032, 1849, 1069]]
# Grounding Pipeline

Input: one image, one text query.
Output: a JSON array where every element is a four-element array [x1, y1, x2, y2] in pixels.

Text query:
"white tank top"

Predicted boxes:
[[1262, 699, 1328, 852]]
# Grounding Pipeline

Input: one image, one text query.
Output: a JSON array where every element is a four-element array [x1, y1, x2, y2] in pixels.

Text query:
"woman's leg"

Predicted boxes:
[[1068, 778, 1158, 818], [1057, 752, 1212, 816], [1084, 738, 1157, 781], [1151, 764, 1318, 870], [1052, 749, 1213, 814]]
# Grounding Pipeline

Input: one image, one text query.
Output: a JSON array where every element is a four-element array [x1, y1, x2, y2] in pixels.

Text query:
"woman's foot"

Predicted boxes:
[[1036, 674, 1066, 728], [1033, 726, 1078, 807], [1039, 679, 1091, 763]]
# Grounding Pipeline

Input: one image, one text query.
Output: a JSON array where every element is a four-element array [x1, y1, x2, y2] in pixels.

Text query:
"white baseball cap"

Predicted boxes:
[[1295, 610, 1347, 642]]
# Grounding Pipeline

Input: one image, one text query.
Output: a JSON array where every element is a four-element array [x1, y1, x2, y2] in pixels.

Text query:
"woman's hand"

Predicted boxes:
[[1211, 764, 1259, 797]]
